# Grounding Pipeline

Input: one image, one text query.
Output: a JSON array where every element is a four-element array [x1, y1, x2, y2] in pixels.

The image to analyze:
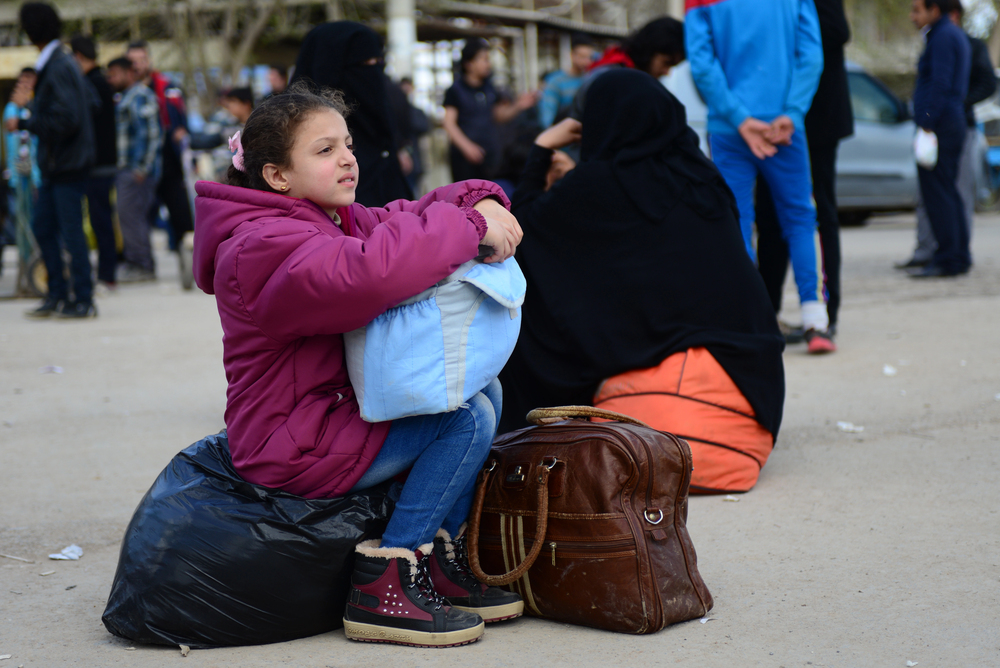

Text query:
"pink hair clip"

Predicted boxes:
[[229, 130, 245, 172]]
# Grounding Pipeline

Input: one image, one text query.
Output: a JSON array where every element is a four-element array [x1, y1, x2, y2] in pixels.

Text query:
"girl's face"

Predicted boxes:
[[466, 49, 492, 80], [267, 108, 358, 216]]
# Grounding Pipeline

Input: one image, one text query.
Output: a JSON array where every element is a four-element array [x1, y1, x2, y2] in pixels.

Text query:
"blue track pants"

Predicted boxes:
[[711, 131, 827, 330]]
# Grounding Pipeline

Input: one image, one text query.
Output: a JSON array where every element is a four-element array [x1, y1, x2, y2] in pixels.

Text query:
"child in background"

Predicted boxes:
[[192, 83, 523, 647]]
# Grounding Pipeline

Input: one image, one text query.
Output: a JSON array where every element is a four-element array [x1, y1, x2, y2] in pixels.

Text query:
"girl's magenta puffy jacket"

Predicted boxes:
[[192, 179, 507, 498]]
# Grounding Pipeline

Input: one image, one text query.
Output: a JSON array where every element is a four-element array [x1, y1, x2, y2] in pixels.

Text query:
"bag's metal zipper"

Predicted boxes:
[[546, 538, 637, 564]]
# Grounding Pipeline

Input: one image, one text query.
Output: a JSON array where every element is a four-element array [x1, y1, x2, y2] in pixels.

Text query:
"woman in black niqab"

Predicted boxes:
[[292, 21, 413, 206], [498, 69, 785, 440]]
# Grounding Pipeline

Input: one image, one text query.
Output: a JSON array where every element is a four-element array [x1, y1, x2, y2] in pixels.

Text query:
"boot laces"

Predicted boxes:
[[449, 534, 478, 584], [410, 555, 448, 610]]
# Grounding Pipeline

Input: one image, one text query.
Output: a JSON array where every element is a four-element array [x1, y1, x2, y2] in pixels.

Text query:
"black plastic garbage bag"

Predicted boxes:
[[102, 432, 394, 648]]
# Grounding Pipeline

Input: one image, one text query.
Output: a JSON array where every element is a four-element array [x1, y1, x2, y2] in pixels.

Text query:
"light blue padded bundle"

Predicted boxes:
[[344, 258, 525, 423]]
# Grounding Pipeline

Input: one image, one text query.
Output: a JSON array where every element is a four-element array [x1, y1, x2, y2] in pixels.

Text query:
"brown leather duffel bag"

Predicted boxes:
[[467, 406, 713, 634]]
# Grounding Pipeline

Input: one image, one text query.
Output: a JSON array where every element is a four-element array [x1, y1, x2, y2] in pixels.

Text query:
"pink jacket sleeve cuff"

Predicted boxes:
[[459, 187, 510, 211], [460, 206, 489, 241]]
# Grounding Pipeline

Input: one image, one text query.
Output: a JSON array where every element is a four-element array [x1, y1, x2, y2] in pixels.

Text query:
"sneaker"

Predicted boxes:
[[24, 297, 63, 319], [805, 328, 836, 354], [778, 320, 806, 345], [116, 263, 156, 284], [907, 263, 961, 278], [894, 257, 930, 270], [429, 527, 524, 622], [343, 540, 484, 647], [56, 301, 98, 319]]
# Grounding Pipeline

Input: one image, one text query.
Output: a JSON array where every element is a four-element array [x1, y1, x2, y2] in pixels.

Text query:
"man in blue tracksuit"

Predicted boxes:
[[686, 0, 834, 353], [908, 0, 971, 278]]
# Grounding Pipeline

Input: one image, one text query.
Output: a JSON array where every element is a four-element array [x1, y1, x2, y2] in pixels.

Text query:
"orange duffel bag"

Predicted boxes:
[[593, 347, 773, 494]]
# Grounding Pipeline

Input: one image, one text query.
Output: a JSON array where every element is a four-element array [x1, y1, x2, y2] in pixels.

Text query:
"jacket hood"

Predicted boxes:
[[193, 181, 342, 294]]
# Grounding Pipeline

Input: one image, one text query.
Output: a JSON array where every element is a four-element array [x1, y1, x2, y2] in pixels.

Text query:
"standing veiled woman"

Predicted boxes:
[[500, 69, 786, 494], [292, 21, 412, 206]]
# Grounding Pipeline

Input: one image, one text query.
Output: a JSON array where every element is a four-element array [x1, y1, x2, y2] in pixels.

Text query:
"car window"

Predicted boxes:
[[849, 72, 899, 124]]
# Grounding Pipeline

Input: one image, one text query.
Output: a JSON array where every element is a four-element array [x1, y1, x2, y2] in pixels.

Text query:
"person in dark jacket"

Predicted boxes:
[[10, 2, 97, 319], [900, 1, 995, 270], [128, 40, 196, 288], [908, 0, 972, 277], [291, 22, 413, 207], [397, 77, 430, 194], [756, 0, 855, 339], [71, 34, 118, 290]]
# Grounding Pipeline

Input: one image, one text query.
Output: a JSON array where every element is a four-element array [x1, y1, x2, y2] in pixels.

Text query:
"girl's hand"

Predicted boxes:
[[460, 140, 486, 165], [535, 118, 582, 150], [474, 197, 523, 263]]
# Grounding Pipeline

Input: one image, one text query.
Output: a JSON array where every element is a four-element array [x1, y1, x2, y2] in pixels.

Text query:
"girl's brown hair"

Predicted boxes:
[[226, 81, 351, 192]]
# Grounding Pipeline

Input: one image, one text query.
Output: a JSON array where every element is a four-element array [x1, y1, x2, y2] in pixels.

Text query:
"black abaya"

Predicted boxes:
[[292, 22, 413, 207], [499, 70, 785, 437]]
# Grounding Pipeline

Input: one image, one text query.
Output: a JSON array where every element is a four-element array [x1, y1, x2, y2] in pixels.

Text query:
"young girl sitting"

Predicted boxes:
[[192, 83, 524, 648]]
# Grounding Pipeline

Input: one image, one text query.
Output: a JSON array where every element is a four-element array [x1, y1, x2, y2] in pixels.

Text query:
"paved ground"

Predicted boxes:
[[1, 214, 998, 667]]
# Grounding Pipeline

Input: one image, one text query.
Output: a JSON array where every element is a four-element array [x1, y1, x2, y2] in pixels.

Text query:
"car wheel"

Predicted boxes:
[[839, 211, 871, 227], [28, 255, 47, 298], [976, 185, 1000, 212]]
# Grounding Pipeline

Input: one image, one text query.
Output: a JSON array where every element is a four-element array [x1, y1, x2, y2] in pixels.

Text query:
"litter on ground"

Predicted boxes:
[[48, 545, 83, 561], [0, 553, 33, 563], [837, 421, 865, 433]]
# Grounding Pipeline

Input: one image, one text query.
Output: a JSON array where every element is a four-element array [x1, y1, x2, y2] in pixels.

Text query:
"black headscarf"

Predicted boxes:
[[499, 70, 785, 437], [579, 69, 737, 222], [293, 22, 412, 206]]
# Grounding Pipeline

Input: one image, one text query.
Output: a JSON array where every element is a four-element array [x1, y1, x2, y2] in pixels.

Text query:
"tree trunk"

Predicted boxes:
[[990, 16, 1000, 68], [228, 0, 281, 82]]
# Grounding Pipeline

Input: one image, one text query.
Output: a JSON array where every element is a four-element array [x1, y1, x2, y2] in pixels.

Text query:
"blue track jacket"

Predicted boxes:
[[685, 0, 824, 136]]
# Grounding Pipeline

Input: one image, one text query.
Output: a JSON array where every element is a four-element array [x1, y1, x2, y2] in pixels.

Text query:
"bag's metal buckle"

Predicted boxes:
[[506, 465, 526, 484], [644, 508, 664, 525], [543, 457, 558, 471]]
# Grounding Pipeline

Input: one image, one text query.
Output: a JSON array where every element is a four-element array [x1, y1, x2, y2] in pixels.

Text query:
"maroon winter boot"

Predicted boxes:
[[429, 526, 524, 622], [343, 540, 485, 647]]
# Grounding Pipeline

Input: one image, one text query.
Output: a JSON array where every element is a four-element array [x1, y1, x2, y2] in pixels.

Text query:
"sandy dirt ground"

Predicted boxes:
[[1, 214, 998, 668]]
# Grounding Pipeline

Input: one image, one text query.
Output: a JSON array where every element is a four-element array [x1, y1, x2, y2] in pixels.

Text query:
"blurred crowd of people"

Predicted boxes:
[[3, 0, 986, 340], [1, 3, 203, 314], [0, 4, 294, 314]]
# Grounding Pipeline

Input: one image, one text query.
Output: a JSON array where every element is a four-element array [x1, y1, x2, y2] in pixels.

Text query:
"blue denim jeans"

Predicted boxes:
[[33, 178, 93, 304], [351, 379, 502, 551]]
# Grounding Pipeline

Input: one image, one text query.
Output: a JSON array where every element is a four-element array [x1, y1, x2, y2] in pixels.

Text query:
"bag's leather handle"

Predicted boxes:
[[526, 405, 653, 430], [467, 460, 551, 586]]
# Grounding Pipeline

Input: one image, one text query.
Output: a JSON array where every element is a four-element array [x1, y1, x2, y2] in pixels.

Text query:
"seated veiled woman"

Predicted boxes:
[[498, 69, 785, 493]]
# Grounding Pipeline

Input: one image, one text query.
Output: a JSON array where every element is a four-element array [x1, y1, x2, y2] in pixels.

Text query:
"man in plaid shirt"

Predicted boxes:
[[107, 56, 162, 282]]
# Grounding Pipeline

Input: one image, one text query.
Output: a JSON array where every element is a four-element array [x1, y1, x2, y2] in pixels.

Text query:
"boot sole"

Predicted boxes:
[[452, 600, 524, 623], [343, 619, 484, 647]]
